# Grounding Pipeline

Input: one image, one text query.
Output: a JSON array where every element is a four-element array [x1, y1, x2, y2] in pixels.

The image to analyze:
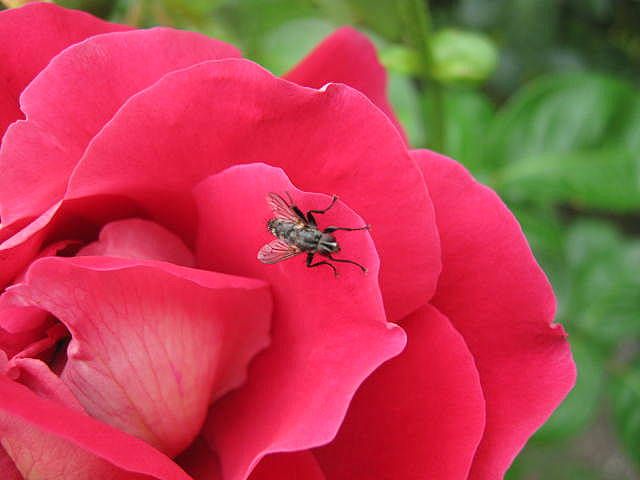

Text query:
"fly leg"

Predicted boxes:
[[307, 195, 338, 215], [324, 254, 367, 274], [281, 192, 308, 223], [306, 195, 338, 227], [306, 252, 337, 276], [323, 225, 370, 233]]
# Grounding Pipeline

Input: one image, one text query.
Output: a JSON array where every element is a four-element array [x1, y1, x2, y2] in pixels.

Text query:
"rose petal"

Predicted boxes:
[[0, 376, 191, 480], [284, 27, 406, 141], [0, 448, 21, 480], [193, 163, 406, 480], [0, 3, 126, 141], [78, 218, 195, 267], [0, 193, 144, 291], [3, 255, 271, 457], [5, 358, 82, 411], [314, 303, 485, 479], [413, 150, 576, 478], [66, 58, 440, 321], [0, 203, 59, 289], [175, 436, 222, 480], [0, 327, 38, 361], [0, 27, 240, 224], [249, 452, 325, 480]]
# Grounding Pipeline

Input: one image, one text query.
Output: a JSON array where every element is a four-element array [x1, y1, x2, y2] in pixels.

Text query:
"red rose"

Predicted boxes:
[[0, 4, 575, 479]]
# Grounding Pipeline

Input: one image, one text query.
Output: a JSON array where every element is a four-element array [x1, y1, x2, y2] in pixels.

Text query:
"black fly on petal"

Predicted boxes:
[[257, 192, 369, 276]]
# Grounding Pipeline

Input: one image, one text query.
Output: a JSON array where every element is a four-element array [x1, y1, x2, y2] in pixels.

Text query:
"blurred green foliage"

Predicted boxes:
[[14, 0, 639, 477]]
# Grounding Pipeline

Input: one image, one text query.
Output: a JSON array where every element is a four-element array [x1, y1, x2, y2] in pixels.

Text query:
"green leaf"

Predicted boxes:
[[342, 0, 404, 41], [507, 444, 601, 480], [497, 148, 640, 211], [420, 88, 494, 170], [563, 221, 640, 345], [533, 338, 605, 441], [443, 88, 494, 171], [430, 28, 498, 84], [388, 73, 425, 147], [487, 73, 640, 170], [57, 0, 115, 17], [379, 45, 423, 76], [510, 206, 569, 316], [214, 0, 317, 58], [613, 367, 640, 467], [257, 17, 336, 75]]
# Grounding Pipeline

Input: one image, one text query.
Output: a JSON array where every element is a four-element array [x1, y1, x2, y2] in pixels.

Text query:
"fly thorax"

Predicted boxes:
[[318, 233, 339, 254]]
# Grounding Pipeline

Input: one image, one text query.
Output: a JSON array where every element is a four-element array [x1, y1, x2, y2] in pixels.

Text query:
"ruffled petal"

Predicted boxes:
[[0, 3, 126, 141], [0, 27, 239, 224], [284, 27, 405, 141], [2, 256, 271, 457], [0, 193, 143, 290], [78, 218, 195, 266], [413, 150, 576, 478], [0, 376, 191, 480], [65, 58, 439, 321], [315, 304, 485, 479], [249, 452, 325, 480], [193, 163, 406, 480]]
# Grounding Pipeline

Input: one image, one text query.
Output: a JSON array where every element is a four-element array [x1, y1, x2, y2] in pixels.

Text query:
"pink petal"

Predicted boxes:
[[175, 436, 222, 480], [0, 376, 191, 480], [249, 452, 325, 480], [0, 193, 144, 291], [193, 163, 406, 480], [0, 3, 126, 141], [78, 218, 195, 266], [0, 448, 22, 480], [413, 150, 576, 478], [3, 255, 271, 457], [5, 358, 83, 411], [284, 27, 406, 141], [0, 203, 58, 289], [315, 304, 485, 479], [0, 241, 81, 336], [0, 28, 240, 224], [65, 58, 439, 321]]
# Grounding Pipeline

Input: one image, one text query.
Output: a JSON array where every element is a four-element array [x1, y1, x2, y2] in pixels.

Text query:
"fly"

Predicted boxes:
[[258, 192, 369, 275]]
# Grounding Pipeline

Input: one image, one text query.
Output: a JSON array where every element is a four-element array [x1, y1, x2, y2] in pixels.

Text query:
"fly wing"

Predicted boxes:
[[266, 192, 302, 223], [257, 239, 301, 264]]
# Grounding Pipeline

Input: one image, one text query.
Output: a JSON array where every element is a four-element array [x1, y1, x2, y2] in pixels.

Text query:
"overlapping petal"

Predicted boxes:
[[0, 449, 21, 480], [65, 58, 440, 321], [78, 218, 195, 266], [249, 452, 325, 480], [284, 27, 405, 140], [414, 150, 576, 479], [0, 27, 240, 224], [193, 163, 405, 480], [4, 358, 82, 410], [0, 3, 126, 140], [0, 203, 58, 289], [0, 376, 191, 480], [315, 304, 485, 479], [2, 256, 271, 457], [174, 437, 222, 480]]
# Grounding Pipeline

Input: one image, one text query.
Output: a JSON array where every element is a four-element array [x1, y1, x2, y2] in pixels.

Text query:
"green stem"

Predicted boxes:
[[399, 0, 445, 152]]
